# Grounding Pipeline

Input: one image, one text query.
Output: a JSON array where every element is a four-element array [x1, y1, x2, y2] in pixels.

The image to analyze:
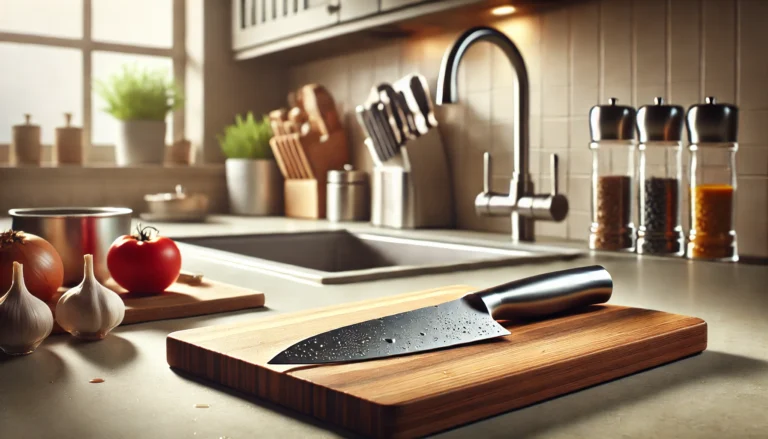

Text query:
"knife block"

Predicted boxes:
[[370, 130, 454, 229], [275, 130, 349, 219]]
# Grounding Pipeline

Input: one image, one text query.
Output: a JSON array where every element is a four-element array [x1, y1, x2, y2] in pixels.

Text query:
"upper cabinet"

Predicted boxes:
[[380, 0, 429, 11], [233, 1, 377, 50], [232, 0, 564, 61]]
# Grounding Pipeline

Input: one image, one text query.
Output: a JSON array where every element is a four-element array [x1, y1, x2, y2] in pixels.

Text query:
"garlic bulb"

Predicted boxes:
[[0, 262, 54, 355], [55, 254, 125, 340]]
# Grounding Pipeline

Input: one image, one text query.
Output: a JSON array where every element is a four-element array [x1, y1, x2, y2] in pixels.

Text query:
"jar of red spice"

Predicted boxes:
[[686, 97, 739, 261], [588, 98, 637, 251], [636, 97, 685, 256]]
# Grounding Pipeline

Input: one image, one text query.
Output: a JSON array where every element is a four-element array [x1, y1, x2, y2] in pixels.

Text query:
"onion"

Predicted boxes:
[[0, 230, 64, 302]]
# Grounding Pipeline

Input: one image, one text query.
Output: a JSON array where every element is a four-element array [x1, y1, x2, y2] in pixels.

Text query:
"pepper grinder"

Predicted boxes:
[[686, 96, 739, 262], [12, 114, 42, 166], [55, 113, 83, 165], [636, 97, 685, 256], [588, 98, 637, 252]]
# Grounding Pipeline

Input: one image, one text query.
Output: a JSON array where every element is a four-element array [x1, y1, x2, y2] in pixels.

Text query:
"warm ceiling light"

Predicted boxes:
[[491, 5, 517, 16]]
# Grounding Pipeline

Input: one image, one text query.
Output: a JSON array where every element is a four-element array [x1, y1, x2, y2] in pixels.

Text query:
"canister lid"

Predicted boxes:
[[13, 114, 39, 129], [636, 97, 684, 142], [589, 98, 636, 141], [327, 164, 367, 184], [57, 113, 81, 131], [686, 96, 739, 143]]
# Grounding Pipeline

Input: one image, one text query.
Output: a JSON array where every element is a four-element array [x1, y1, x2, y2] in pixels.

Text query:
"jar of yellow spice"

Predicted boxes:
[[686, 97, 739, 261]]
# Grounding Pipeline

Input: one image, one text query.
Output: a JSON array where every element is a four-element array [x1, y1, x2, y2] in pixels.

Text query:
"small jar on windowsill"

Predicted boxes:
[[686, 96, 739, 262]]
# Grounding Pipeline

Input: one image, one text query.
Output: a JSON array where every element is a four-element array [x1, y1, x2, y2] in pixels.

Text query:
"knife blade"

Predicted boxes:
[[269, 265, 613, 364]]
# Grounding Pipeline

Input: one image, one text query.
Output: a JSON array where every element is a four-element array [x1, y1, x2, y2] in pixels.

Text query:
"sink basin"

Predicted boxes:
[[177, 231, 582, 284]]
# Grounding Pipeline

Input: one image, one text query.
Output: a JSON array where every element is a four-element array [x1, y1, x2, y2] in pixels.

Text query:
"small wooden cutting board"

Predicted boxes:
[[50, 279, 265, 334], [167, 285, 706, 439]]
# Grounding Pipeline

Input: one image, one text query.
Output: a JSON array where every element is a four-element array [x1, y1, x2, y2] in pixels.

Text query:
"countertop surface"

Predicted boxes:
[[1, 216, 766, 439]]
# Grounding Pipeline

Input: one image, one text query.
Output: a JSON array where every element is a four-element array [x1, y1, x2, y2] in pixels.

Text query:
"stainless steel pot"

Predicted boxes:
[[9, 207, 133, 286]]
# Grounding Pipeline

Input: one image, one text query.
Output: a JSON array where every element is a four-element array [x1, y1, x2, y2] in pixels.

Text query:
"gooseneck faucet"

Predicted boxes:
[[436, 26, 568, 241]]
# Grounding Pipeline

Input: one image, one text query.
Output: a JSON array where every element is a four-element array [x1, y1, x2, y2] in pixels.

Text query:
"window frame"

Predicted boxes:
[[0, 0, 185, 161]]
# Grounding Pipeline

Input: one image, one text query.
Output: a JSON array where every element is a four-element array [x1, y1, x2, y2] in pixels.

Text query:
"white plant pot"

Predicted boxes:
[[116, 120, 166, 166], [226, 159, 284, 216]]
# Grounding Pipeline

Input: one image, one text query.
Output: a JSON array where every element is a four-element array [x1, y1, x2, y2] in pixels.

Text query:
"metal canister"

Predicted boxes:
[[327, 164, 369, 222]]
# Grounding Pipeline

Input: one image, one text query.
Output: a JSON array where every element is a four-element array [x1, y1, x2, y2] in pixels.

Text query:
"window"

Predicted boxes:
[[0, 0, 184, 161]]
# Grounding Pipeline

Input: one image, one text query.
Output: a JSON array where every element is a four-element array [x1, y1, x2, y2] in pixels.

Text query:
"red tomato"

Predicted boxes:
[[107, 225, 181, 293]]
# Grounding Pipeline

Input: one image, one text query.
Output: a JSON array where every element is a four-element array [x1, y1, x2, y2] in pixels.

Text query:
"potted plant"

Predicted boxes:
[[95, 65, 183, 166], [218, 112, 283, 215]]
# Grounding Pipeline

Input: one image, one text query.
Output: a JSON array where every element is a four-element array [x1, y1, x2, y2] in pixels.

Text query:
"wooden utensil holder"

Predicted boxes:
[[271, 130, 349, 219]]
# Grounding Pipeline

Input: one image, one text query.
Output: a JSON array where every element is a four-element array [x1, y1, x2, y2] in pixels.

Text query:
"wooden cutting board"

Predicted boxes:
[[50, 279, 265, 334], [167, 285, 707, 439]]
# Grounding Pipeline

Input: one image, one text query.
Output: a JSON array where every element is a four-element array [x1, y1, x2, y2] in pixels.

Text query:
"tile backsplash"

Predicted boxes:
[[289, 0, 768, 257]]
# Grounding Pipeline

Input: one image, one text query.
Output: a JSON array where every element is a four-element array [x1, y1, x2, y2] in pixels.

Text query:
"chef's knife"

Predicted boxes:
[[269, 265, 612, 365]]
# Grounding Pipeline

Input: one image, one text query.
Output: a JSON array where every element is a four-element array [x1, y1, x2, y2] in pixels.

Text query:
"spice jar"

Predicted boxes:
[[327, 164, 370, 222], [636, 97, 685, 255], [686, 96, 739, 261], [588, 98, 637, 251]]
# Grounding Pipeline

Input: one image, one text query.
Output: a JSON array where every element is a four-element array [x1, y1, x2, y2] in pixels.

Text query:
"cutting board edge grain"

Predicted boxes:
[[166, 286, 707, 439]]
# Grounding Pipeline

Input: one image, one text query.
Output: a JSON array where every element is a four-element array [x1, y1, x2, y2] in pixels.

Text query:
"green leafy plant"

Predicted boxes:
[[218, 112, 274, 160], [94, 64, 183, 121]]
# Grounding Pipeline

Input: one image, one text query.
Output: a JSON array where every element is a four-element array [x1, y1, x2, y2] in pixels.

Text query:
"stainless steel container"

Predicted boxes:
[[225, 159, 284, 216], [327, 164, 369, 222], [9, 207, 133, 286]]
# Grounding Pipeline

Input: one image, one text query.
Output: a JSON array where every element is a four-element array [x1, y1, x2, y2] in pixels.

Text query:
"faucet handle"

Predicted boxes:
[[549, 153, 559, 196], [483, 151, 492, 194]]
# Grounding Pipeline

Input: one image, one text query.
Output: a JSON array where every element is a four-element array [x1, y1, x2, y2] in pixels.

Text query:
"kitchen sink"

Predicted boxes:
[[177, 231, 582, 285]]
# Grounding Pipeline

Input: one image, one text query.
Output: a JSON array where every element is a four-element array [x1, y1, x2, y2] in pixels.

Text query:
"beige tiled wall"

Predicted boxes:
[[289, 0, 768, 257]]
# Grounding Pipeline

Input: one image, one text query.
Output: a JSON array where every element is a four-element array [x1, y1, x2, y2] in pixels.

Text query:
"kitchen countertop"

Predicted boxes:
[[1, 216, 766, 439]]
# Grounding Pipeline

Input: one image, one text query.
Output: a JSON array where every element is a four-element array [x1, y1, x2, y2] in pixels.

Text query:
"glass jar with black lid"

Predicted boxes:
[[686, 97, 739, 261], [636, 97, 685, 255], [588, 98, 637, 251]]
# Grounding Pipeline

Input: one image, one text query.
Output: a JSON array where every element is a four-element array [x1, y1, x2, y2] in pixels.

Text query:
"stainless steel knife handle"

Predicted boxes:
[[471, 265, 612, 320]]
